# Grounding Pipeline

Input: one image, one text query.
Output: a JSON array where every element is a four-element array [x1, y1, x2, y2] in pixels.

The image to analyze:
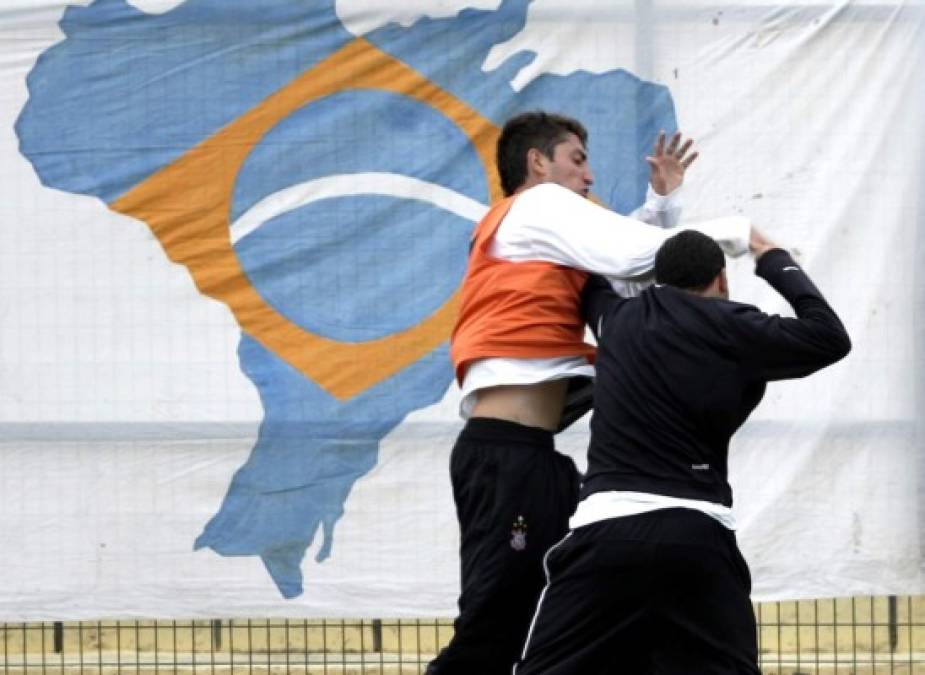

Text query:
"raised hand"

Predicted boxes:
[[646, 131, 698, 196], [749, 227, 778, 260]]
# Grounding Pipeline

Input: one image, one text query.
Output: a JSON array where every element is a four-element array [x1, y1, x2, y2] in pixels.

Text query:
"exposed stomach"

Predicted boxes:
[[469, 379, 569, 431]]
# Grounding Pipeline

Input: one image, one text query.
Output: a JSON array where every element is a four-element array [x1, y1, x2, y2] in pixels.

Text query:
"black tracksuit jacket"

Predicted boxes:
[[580, 248, 851, 507]]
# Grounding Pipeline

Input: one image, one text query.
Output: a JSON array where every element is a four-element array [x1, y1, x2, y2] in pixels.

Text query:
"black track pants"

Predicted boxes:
[[515, 508, 761, 675], [427, 418, 581, 675]]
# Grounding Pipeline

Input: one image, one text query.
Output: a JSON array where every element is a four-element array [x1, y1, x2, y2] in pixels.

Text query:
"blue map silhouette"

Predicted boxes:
[[16, 0, 677, 598]]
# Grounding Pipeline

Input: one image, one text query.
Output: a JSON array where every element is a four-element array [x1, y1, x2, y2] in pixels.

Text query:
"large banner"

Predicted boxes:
[[0, 0, 922, 620]]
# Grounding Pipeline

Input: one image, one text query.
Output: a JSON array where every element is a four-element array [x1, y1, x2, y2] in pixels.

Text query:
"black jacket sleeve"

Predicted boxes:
[[733, 248, 851, 381], [554, 274, 623, 434], [581, 274, 626, 341]]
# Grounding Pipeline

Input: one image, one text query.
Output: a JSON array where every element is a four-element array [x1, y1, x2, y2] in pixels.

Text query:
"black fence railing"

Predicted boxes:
[[1, 596, 922, 674]]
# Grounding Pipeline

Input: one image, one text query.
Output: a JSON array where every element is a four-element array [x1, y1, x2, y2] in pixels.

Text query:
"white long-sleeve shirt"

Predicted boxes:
[[458, 182, 750, 418]]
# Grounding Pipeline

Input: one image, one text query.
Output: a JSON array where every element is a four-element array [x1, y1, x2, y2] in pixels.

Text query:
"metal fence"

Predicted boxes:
[[2, 596, 923, 674]]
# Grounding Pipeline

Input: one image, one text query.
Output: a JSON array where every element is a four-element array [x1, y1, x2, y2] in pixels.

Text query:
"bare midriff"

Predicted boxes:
[[469, 379, 569, 432]]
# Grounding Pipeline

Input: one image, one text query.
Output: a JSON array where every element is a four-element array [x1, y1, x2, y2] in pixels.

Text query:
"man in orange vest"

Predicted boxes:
[[427, 111, 753, 675]]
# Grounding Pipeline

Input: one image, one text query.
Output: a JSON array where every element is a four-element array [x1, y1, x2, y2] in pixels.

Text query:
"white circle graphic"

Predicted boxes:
[[230, 172, 489, 245]]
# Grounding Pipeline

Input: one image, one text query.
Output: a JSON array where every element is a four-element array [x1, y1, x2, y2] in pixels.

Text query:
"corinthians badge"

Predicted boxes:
[[510, 515, 528, 551]]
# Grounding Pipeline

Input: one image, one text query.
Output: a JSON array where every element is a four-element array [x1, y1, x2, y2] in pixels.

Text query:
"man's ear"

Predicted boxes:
[[526, 147, 548, 181], [716, 268, 729, 299]]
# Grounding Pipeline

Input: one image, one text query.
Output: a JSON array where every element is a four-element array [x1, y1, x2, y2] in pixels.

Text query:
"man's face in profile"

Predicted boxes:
[[544, 133, 594, 197]]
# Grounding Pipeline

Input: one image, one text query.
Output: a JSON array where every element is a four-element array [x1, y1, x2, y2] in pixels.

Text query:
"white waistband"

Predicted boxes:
[[570, 490, 736, 530]]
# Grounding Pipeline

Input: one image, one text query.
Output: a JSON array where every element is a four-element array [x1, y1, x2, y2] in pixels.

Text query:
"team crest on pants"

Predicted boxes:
[[510, 516, 528, 551]]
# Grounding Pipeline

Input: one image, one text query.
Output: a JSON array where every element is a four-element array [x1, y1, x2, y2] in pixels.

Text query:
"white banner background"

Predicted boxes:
[[0, 0, 922, 619]]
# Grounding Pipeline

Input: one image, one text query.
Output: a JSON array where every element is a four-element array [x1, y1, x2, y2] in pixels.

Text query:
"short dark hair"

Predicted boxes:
[[497, 111, 588, 196], [654, 230, 726, 291]]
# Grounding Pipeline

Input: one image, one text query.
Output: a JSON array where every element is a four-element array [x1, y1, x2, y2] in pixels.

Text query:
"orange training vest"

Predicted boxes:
[[450, 195, 596, 385]]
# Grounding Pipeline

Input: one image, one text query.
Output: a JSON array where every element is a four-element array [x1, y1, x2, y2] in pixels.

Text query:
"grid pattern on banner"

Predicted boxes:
[[0, 596, 922, 674]]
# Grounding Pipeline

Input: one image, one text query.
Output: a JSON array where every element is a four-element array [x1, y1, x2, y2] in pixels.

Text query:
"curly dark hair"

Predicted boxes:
[[655, 230, 726, 291]]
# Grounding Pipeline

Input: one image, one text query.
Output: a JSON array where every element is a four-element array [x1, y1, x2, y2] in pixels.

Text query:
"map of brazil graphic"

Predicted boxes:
[[16, 0, 677, 598]]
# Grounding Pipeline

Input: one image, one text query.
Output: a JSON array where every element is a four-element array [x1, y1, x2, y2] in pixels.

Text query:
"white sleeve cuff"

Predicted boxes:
[[645, 184, 682, 212], [686, 216, 751, 258]]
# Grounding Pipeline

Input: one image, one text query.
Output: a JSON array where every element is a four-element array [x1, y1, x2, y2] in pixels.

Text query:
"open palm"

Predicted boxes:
[[647, 131, 698, 195]]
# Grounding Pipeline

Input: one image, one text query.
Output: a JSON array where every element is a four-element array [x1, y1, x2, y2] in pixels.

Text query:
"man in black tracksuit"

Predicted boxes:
[[514, 229, 851, 674]]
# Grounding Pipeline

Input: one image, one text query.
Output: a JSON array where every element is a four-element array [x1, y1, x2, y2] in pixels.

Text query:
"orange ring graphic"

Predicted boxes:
[[111, 37, 502, 400]]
